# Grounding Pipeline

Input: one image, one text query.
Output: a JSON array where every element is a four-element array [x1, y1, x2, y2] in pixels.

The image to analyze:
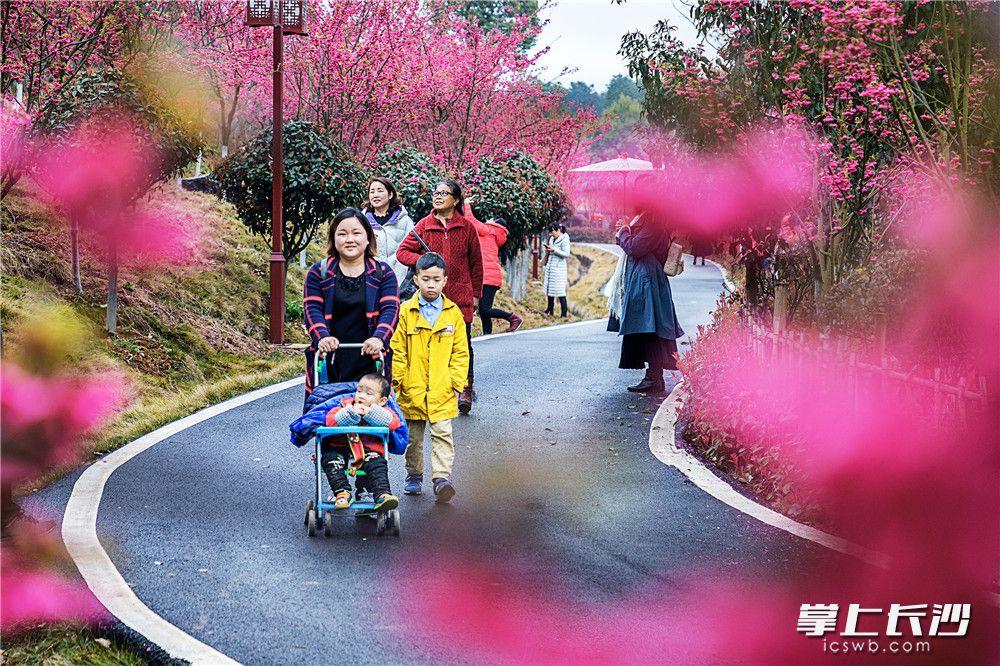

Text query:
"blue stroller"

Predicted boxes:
[[302, 344, 402, 538]]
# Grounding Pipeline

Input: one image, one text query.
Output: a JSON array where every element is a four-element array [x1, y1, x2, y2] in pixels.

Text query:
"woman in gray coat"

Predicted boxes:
[[363, 177, 415, 284], [609, 211, 684, 393], [543, 223, 571, 317]]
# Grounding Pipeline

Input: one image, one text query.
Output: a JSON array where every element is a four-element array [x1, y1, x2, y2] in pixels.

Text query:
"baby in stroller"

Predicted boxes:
[[321, 372, 402, 512]]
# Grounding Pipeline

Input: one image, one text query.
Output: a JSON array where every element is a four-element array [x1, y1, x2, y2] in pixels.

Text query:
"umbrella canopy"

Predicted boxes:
[[570, 155, 654, 223], [569, 156, 654, 173]]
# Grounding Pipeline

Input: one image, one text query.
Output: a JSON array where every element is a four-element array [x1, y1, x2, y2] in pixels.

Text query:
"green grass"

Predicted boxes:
[[0, 625, 147, 666], [469, 244, 617, 337], [1, 184, 310, 485]]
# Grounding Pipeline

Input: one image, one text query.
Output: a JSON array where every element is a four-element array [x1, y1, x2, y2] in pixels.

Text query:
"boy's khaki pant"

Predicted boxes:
[[404, 419, 454, 480]]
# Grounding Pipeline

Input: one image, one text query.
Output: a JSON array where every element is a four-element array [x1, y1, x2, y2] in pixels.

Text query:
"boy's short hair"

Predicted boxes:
[[359, 373, 391, 398], [415, 252, 447, 275]]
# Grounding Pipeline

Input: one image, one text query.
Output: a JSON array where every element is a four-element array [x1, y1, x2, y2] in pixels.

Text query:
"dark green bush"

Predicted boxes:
[[216, 121, 365, 263], [372, 144, 446, 221]]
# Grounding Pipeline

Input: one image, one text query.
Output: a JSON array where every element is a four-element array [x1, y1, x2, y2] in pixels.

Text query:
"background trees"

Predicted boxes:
[[469, 152, 567, 301]]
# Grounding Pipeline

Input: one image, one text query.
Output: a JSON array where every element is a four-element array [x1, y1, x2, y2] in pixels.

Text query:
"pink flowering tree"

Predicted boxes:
[[30, 70, 203, 331], [0, 1, 137, 197], [170, 0, 269, 158], [232, 1, 595, 179], [622, 0, 997, 317], [1, 309, 126, 634]]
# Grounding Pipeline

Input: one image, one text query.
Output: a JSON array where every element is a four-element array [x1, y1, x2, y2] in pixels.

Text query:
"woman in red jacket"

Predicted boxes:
[[396, 179, 483, 414], [463, 198, 522, 335]]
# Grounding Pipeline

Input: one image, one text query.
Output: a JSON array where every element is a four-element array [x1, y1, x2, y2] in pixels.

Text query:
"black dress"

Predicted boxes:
[[619, 333, 679, 371], [327, 267, 375, 382]]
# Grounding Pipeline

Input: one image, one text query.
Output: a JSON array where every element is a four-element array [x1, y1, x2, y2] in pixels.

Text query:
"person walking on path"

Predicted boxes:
[[396, 179, 482, 414], [608, 208, 684, 394], [391, 253, 469, 503], [303, 207, 400, 398], [362, 177, 415, 284], [543, 223, 571, 317], [462, 198, 522, 334], [691, 233, 714, 267]]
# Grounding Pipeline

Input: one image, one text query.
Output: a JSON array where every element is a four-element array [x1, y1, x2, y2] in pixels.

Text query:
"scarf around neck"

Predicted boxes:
[[365, 207, 404, 230]]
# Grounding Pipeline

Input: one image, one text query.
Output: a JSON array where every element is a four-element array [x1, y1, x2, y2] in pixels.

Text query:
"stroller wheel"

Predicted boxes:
[[324, 511, 334, 538], [390, 509, 401, 536], [307, 509, 317, 537], [376, 512, 387, 536], [304, 500, 314, 526]]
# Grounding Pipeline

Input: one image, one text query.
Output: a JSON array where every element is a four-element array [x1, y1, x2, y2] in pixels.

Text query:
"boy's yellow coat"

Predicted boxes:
[[390, 295, 469, 422]]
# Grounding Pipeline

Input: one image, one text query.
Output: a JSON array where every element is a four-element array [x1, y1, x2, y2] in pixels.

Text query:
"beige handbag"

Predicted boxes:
[[663, 241, 685, 277]]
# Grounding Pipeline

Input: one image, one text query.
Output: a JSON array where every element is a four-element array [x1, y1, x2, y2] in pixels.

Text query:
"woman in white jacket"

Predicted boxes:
[[362, 177, 415, 284], [543, 223, 571, 317]]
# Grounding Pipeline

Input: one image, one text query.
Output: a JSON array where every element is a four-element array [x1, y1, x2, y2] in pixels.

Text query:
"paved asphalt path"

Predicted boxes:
[[27, 257, 844, 664]]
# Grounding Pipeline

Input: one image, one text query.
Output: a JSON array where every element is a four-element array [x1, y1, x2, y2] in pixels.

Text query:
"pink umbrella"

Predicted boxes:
[[569, 154, 654, 222]]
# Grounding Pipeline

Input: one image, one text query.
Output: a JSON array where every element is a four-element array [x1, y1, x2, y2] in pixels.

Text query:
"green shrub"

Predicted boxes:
[[467, 151, 567, 252], [372, 144, 446, 221], [216, 121, 365, 263]]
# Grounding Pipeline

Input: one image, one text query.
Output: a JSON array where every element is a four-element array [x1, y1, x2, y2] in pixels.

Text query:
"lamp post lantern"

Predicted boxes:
[[247, 0, 306, 344]]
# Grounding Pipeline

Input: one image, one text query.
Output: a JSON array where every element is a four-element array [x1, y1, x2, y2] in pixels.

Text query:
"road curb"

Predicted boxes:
[[648, 381, 888, 567], [60, 378, 304, 665]]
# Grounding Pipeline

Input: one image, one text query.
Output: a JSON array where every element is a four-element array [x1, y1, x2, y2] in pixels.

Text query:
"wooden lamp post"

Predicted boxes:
[[246, 0, 307, 344]]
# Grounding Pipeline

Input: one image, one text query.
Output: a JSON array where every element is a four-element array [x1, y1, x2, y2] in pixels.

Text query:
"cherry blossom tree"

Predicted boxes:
[[622, 0, 997, 314], [171, 0, 269, 157], [0, 1, 137, 197]]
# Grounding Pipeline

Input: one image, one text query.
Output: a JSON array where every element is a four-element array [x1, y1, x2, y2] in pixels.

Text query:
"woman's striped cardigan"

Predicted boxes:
[[303, 256, 399, 394]]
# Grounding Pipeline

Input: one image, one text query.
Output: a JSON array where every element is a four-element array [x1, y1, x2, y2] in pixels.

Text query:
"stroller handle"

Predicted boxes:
[[313, 344, 387, 387]]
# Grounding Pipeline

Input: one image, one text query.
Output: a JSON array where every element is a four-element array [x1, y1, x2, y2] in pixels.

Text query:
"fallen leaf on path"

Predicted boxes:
[[521, 411, 530, 416]]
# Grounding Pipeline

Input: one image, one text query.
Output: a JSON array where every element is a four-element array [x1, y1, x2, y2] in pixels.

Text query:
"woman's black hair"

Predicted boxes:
[[415, 251, 447, 275], [547, 223, 561, 233], [366, 176, 403, 213], [435, 179, 465, 213], [492, 216, 509, 228], [559, 224, 567, 233], [327, 207, 377, 259]]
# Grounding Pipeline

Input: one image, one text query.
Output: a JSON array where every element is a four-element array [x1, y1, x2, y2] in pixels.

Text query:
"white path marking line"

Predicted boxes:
[[60, 316, 610, 663], [705, 258, 738, 293], [62, 377, 302, 665], [649, 381, 888, 568], [62, 244, 619, 661]]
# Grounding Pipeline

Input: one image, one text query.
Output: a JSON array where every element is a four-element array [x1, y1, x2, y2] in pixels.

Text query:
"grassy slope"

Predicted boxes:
[[1, 185, 310, 483], [0, 625, 146, 666]]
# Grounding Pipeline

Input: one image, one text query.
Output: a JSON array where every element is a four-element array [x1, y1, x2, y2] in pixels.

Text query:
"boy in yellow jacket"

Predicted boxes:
[[391, 252, 469, 503]]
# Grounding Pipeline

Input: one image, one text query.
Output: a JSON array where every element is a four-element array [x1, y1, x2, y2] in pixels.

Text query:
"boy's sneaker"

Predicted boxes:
[[374, 493, 399, 512], [403, 474, 423, 495], [507, 314, 523, 333], [458, 388, 473, 414], [333, 491, 352, 510], [432, 478, 456, 504], [355, 489, 374, 504]]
